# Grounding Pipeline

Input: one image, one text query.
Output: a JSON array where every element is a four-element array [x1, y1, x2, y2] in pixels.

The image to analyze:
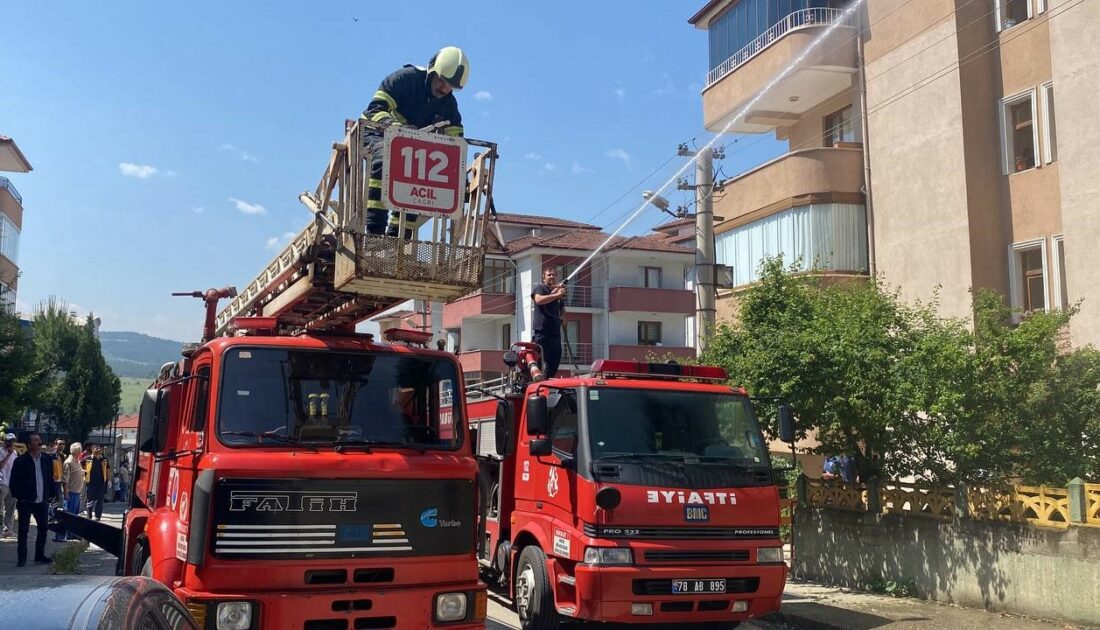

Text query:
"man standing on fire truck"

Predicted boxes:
[[362, 46, 469, 239], [531, 266, 567, 379]]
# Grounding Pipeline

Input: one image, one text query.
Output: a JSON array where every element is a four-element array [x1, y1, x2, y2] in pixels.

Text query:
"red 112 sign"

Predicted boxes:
[[382, 126, 467, 216]]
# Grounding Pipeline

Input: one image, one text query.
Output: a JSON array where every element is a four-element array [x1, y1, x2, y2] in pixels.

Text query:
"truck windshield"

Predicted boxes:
[[585, 388, 768, 465], [217, 347, 462, 450]]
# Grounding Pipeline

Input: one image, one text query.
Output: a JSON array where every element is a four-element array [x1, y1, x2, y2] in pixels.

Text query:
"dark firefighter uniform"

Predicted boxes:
[[362, 65, 465, 237]]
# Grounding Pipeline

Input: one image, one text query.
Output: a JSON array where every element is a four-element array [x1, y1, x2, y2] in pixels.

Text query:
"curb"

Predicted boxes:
[[762, 610, 849, 630]]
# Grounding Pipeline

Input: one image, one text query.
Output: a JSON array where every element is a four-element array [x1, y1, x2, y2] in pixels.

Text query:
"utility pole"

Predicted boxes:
[[678, 145, 718, 354]]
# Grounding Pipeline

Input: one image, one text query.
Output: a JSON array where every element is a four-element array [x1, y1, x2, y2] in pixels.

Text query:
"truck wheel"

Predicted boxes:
[[514, 545, 559, 630], [129, 539, 148, 576]]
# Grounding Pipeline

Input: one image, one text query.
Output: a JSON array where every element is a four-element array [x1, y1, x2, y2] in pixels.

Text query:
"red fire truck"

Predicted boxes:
[[69, 121, 499, 629], [468, 350, 793, 628]]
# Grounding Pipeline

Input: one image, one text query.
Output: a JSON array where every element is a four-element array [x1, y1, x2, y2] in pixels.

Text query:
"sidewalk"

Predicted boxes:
[[0, 503, 124, 577], [767, 580, 1093, 630]]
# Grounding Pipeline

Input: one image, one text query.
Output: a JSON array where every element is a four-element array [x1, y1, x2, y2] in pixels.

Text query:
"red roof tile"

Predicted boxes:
[[491, 213, 602, 230]]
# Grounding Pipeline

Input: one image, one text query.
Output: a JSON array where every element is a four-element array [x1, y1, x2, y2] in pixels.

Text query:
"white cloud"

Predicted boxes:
[[571, 161, 591, 175], [265, 231, 297, 251], [614, 87, 626, 101], [543, 163, 556, 172], [474, 90, 492, 102], [605, 148, 632, 169], [163, 170, 178, 177], [191, 206, 205, 214], [218, 143, 257, 163], [118, 162, 158, 179], [651, 73, 677, 96], [229, 197, 267, 215], [523, 151, 542, 160]]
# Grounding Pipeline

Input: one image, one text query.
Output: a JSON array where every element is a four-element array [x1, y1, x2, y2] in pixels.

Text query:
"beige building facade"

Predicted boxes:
[[0, 135, 32, 311], [691, 0, 1100, 346]]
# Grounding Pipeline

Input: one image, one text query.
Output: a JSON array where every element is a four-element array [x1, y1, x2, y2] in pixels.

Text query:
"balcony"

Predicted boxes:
[[609, 287, 694, 314], [702, 8, 857, 133], [442, 289, 515, 329], [713, 147, 863, 226], [561, 285, 603, 310], [609, 345, 696, 362], [0, 177, 21, 205], [456, 349, 508, 375], [561, 342, 594, 366]]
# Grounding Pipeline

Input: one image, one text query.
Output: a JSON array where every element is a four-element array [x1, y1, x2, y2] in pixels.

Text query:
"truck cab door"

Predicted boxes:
[[520, 389, 578, 527]]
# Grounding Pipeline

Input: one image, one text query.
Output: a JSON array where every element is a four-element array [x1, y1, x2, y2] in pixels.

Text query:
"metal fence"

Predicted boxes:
[[0, 176, 21, 204], [706, 8, 846, 88]]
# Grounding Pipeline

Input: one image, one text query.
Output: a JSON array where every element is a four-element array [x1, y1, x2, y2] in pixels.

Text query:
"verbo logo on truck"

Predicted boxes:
[[647, 490, 737, 505]]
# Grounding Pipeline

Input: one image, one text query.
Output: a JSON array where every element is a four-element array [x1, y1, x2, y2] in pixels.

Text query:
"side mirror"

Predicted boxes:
[[778, 404, 795, 444], [494, 401, 514, 457], [529, 438, 552, 457], [138, 389, 170, 453], [526, 394, 548, 436]]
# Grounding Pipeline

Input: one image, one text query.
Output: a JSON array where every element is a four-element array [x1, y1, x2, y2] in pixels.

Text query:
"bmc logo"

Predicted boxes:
[[420, 508, 439, 528]]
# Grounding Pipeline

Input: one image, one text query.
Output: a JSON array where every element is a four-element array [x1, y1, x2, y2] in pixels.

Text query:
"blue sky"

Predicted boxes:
[[2, 1, 784, 341]]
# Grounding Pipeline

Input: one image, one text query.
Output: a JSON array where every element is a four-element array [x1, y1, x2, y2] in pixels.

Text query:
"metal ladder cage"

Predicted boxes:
[[212, 120, 497, 337], [333, 121, 496, 301]]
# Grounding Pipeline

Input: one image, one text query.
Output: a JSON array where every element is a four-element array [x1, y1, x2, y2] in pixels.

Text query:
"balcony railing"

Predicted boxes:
[[706, 7, 845, 88], [562, 285, 603, 309], [561, 342, 594, 366], [0, 176, 21, 205]]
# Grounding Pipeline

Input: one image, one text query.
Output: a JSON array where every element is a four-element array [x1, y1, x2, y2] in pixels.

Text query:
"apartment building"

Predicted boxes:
[[690, 0, 1100, 346], [381, 213, 698, 384], [0, 136, 32, 311]]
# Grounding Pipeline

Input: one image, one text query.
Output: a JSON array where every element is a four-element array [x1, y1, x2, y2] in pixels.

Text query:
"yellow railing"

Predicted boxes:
[[804, 478, 1093, 529], [804, 478, 866, 511], [1087, 484, 1100, 526], [881, 481, 956, 519], [967, 485, 1070, 529]]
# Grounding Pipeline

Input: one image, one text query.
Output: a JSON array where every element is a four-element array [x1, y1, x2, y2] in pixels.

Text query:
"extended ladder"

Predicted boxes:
[[213, 121, 497, 336]]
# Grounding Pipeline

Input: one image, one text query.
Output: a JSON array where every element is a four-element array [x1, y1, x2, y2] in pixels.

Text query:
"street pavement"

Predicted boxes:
[[3, 505, 1088, 628], [0, 502, 124, 577], [485, 580, 1087, 629]]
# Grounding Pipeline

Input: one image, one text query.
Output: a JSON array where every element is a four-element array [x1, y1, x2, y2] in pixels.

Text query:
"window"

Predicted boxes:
[[995, 0, 1032, 31], [715, 203, 868, 287], [501, 323, 511, 350], [642, 266, 662, 288], [562, 320, 580, 357], [707, 0, 833, 73], [1010, 240, 1047, 313], [1001, 91, 1038, 173], [823, 105, 857, 147], [482, 259, 514, 294], [1052, 235, 1068, 309], [548, 391, 579, 455], [0, 215, 19, 264], [189, 366, 211, 432], [1041, 82, 1057, 164], [638, 321, 662, 346]]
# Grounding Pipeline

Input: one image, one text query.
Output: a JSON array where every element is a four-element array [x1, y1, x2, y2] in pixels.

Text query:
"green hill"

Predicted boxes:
[[100, 331, 186, 379]]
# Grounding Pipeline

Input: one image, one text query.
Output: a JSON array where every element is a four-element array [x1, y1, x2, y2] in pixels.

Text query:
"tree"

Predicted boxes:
[[0, 290, 37, 424], [54, 316, 121, 442], [703, 259, 1100, 485], [31, 300, 121, 442]]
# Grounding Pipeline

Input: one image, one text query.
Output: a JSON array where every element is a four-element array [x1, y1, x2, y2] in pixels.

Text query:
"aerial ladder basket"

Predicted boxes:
[[214, 120, 497, 336]]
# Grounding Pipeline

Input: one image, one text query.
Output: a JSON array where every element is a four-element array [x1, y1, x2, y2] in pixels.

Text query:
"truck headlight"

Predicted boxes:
[[216, 601, 253, 630], [434, 592, 468, 622], [757, 547, 784, 564], [583, 546, 633, 566]]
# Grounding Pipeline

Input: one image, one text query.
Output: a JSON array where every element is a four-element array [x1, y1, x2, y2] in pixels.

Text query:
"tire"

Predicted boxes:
[[129, 539, 148, 577], [514, 545, 559, 630]]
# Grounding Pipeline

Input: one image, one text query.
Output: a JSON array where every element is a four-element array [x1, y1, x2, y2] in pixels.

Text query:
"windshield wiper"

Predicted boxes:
[[221, 430, 319, 452], [332, 438, 428, 454]]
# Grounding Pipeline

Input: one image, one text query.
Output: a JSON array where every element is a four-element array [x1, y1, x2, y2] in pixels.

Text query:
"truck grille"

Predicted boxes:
[[632, 577, 760, 596], [644, 550, 750, 562], [584, 523, 779, 540]]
